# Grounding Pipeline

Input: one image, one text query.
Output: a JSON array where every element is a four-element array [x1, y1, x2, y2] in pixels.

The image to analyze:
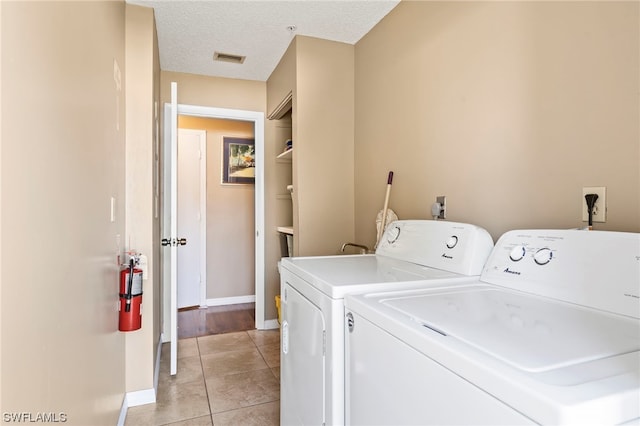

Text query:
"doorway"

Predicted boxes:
[[162, 103, 266, 344], [178, 117, 256, 309]]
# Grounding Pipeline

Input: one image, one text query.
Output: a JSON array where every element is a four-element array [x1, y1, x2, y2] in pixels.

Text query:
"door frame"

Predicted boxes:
[[162, 103, 266, 342], [177, 128, 207, 309]]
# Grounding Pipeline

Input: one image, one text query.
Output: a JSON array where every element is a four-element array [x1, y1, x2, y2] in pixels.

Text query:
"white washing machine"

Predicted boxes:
[[345, 229, 640, 425], [279, 220, 495, 425]]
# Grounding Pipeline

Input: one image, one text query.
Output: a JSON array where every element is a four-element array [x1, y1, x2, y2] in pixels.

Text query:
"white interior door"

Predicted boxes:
[[169, 82, 178, 375], [177, 129, 206, 309]]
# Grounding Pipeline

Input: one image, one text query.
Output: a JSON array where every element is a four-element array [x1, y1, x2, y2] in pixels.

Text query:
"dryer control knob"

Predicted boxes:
[[387, 226, 401, 244], [446, 236, 458, 249], [534, 248, 553, 265], [509, 245, 526, 262]]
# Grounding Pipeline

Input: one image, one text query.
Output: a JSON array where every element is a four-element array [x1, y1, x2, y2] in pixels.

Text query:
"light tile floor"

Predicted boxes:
[[125, 329, 280, 426]]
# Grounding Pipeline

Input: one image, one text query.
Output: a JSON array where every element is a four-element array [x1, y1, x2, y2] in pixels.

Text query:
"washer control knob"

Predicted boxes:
[[509, 245, 526, 262], [387, 225, 401, 244], [534, 248, 553, 265], [446, 235, 458, 249]]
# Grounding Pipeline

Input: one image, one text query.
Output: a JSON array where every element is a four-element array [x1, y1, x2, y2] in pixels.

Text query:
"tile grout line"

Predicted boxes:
[[196, 335, 215, 422]]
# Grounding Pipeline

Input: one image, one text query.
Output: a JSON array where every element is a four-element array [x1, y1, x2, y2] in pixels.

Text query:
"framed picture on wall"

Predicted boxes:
[[222, 137, 255, 184]]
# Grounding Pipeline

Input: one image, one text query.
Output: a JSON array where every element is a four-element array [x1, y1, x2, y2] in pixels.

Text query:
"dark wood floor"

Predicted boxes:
[[177, 303, 256, 339]]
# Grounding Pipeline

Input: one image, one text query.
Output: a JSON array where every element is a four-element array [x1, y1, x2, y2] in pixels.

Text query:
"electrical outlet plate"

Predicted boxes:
[[582, 187, 606, 223], [436, 196, 446, 219]]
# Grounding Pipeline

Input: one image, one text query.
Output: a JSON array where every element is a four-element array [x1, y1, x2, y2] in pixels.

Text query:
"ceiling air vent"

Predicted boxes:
[[213, 51, 246, 64]]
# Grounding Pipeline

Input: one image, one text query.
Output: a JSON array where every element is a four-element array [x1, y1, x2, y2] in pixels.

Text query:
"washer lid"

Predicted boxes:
[[382, 286, 640, 373]]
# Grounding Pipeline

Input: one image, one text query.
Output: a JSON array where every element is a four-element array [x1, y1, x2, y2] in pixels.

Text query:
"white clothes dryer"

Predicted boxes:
[[279, 220, 495, 425], [345, 229, 640, 425]]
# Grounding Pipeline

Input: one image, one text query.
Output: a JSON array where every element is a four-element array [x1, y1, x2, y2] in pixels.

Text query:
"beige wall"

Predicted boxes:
[[178, 116, 256, 300], [266, 38, 297, 117], [125, 4, 161, 394], [295, 36, 356, 256], [1, 1, 127, 423], [266, 36, 356, 259], [161, 71, 265, 112], [354, 1, 640, 244]]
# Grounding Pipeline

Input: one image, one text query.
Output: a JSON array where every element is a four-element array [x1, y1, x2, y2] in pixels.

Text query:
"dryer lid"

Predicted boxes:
[[382, 285, 640, 373], [281, 254, 462, 299]]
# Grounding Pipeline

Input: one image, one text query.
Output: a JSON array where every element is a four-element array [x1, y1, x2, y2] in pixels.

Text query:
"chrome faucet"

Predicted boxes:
[[340, 242, 371, 254]]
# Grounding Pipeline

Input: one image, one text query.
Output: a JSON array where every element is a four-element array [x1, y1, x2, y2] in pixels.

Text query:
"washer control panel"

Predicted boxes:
[[533, 248, 553, 265], [481, 229, 640, 319], [446, 235, 459, 249], [506, 244, 554, 265]]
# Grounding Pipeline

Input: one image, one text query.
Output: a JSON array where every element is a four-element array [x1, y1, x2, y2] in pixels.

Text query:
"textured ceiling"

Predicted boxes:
[[126, 0, 400, 81]]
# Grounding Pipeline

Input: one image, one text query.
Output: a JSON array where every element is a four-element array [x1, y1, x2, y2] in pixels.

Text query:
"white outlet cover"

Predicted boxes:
[[582, 186, 606, 223]]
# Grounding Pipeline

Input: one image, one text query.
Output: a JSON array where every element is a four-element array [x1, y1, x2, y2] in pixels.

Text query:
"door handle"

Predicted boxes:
[[161, 238, 187, 247], [346, 312, 355, 332]]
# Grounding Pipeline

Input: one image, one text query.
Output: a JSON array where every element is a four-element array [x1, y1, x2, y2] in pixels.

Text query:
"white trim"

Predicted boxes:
[[117, 396, 127, 426], [263, 319, 280, 330], [154, 333, 162, 394], [125, 388, 156, 407], [203, 296, 278, 329], [254, 113, 265, 330], [206, 295, 255, 307], [199, 132, 207, 308]]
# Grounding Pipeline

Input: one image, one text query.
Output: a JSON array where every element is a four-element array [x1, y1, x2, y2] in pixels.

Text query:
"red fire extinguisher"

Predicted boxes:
[[119, 257, 143, 332]]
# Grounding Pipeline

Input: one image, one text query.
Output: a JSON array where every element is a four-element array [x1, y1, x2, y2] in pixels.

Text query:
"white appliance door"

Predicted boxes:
[[346, 310, 535, 426], [281, 282, 326, 425]]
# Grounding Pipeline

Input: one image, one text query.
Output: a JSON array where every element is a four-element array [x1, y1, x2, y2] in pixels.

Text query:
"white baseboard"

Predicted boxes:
[[154, 334, 162, 393], [126, 387, 156, 407], [117, 395, 127, 426], [204, 296, 278, 329], [205, 295, 255, 307], [123, 335, 162, 409], [261, 319, 280, 330]]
